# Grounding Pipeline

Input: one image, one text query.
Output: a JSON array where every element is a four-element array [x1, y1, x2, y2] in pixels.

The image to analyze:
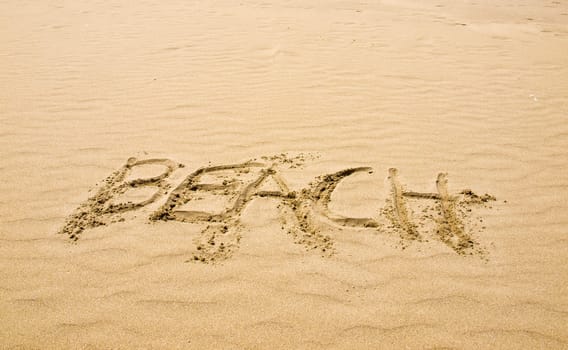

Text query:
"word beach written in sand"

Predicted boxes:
[[59, 155, 496, 263]]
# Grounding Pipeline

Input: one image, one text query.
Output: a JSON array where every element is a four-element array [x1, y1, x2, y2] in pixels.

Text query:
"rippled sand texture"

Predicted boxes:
[[1, 0, 568, 348]]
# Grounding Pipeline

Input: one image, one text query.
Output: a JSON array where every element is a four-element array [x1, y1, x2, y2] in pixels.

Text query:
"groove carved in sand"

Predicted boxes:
[[386, 168, 421, 242], [60, 155, 497, 262]]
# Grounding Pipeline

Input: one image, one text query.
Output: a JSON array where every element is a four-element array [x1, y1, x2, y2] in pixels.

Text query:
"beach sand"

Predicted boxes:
[[1, 0, 568, 348]]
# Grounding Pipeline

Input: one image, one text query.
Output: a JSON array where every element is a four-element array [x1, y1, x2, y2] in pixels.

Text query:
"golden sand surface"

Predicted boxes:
[[1, 0, 568, 348]]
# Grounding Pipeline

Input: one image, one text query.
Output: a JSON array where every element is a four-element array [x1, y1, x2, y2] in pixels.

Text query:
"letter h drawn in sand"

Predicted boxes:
[[386, 168, 494, 255]]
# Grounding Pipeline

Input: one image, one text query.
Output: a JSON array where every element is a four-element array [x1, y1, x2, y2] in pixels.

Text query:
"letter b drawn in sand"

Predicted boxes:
[[58, 157, 182, 240]]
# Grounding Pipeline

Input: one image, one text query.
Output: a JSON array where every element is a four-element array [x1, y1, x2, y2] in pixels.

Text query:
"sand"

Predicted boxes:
[[1, 0, 568, 348]]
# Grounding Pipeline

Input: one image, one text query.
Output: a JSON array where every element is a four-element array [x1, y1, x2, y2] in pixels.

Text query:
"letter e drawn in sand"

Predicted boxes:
[[150, 161, 266, 263]]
